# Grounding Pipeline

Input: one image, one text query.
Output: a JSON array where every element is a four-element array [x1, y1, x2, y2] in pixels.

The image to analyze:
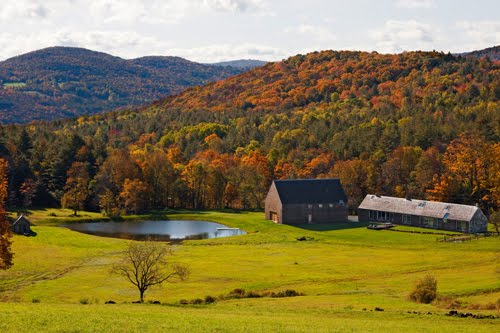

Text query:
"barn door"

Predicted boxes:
[[270, 212, 278, 223]]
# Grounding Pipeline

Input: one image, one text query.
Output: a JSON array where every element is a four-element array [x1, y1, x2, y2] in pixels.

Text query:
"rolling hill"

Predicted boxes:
[[0, 47, 246, 124], [1, 48, 498, 212], [460, 45, 500, 61], [210, 59, 267, 69]]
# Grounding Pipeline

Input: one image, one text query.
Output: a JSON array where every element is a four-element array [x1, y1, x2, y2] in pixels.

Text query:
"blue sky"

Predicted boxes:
[[0, 0, 498, 62]]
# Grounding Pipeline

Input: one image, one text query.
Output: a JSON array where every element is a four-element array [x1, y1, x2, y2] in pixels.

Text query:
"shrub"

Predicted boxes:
[[228, 288, 246, 298], [204, 295, 216, 304], [245, 291, 262, 298], [271, 289, 302, 298], [79, 298, 90, 305], [409, 274, 438, 304]]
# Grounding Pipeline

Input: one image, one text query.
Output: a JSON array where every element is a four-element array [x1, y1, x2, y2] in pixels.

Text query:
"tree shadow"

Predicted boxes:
[[292, 221, 369, 232]]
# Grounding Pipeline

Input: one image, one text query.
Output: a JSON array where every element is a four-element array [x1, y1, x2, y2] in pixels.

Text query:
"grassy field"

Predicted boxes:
[[0, 209, 498, 332]]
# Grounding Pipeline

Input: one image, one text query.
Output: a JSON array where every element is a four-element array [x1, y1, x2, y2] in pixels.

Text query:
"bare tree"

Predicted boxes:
[[112, 241, 189, 303]]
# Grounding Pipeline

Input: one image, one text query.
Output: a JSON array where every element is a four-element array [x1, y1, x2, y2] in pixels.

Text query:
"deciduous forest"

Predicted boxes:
[[0, 50, 498, 216]]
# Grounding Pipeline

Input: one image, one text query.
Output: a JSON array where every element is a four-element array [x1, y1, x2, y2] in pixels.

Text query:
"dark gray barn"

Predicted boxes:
[[265, 179, 348, 224], [358, 195, 488, 233]]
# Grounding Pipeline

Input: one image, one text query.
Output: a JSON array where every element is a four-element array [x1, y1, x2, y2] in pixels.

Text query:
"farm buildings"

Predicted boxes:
[[265, 178, 348, 224], [358, 195, 488, 233]]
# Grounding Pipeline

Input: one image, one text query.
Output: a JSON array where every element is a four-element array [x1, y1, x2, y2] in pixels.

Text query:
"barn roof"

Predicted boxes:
[[358, 195, 482, 221], [273, 179, 347, 204]]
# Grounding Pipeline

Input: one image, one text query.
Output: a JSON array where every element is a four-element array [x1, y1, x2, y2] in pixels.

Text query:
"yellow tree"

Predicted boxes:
[[141, 149, 175, 208], [61, 162, 90, 216], [182, 160, 207, 209], [0, 159, 12, 270], [428, 133, 492, 208], [120, 178, 149, 214], [330, 158, 369, 210]]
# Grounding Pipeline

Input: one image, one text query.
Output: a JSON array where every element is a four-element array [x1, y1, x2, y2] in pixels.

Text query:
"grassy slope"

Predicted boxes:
[[0, 209, 498, 332]]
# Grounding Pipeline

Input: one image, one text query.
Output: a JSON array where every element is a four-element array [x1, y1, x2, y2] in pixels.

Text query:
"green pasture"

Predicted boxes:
[[0, 209, 498, 332]]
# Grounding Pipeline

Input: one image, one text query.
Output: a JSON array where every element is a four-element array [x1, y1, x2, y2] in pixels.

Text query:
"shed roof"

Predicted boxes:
[[12, 215, 31, 226], [274, 179, 347, 204], [358, 195, 481, 221]]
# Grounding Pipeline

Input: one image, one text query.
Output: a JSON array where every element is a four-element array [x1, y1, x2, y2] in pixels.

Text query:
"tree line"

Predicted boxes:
[[0, 50, 497, 216]]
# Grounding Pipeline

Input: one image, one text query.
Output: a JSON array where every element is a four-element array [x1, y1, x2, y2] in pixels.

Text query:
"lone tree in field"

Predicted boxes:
[[0, 159, 13, 270], [113, 241, 189, 303]]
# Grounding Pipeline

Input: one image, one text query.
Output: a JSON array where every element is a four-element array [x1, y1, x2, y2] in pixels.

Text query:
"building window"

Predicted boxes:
[[458, 221, 468, 232], [307, 204, 312, 209], [318, 204, 323, 208], [339, 200, 345, 206], [329, 203, 334, 208], [423, 217, 435, 228], [402, 214, 411, 225]]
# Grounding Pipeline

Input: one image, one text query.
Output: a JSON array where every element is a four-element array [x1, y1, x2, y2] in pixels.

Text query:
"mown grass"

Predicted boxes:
[[0, 208, 498, 332]]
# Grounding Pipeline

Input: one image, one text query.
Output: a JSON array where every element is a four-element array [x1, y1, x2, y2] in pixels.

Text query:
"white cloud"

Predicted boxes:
[[88, 0, 203, 24], [167, 43, 288, 62], [370, 20, 436, 53], [0, 0, 50, 20], [456, 21, 500, 49], [285, 24, 337, 42], [203, 0, 268, 13], [394, 0, 436, 9], [0, 30, 172, 60]]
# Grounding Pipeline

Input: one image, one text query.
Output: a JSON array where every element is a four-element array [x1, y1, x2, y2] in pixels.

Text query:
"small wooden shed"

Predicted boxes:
[[11, 214, 34, 235], [265, 178, 348, 224]]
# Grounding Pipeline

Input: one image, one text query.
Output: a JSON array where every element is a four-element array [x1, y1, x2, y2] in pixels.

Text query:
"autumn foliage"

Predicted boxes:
[[0, 50, 498, 216], [0, 159, 12, 270]]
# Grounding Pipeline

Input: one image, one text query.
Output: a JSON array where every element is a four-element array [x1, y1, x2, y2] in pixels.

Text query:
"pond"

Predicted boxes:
[[62, 220, 245, 241]]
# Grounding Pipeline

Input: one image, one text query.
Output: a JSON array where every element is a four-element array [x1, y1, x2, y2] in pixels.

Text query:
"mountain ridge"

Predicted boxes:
[[0, 46, 246, 124]]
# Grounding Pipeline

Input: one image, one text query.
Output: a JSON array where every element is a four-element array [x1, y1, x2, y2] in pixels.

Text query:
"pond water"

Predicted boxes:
[[62, 220, 245, 241]]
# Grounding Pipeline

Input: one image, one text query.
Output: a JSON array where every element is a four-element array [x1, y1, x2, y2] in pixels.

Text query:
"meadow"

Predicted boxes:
[[0, 209, 498, 332]]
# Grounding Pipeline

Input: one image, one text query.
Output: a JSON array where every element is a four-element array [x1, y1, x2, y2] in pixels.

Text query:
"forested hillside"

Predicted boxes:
[[0, 50, 498, 216], [210, 59, 267, 69], [0, 47, 244, 124], [460, 45, 500, 61]]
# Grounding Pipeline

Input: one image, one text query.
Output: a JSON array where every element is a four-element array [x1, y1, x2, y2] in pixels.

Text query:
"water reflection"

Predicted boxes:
[[62, 220, 245, 241]]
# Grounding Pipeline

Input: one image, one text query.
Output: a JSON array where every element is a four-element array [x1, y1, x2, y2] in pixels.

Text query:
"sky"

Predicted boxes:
[[0, 0, 499, 63]]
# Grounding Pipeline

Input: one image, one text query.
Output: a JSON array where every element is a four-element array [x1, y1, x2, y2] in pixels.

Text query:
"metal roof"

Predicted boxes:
[[274, 178, 347, 204], [12, 214, 31, 226], [358, 195, 481, 221]]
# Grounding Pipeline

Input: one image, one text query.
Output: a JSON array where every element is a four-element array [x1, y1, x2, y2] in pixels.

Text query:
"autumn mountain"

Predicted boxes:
[[0, 47, 247, 124], [159, 49, 499, 114], [1, 48, 498, 211], [460, 45, 500, 61]]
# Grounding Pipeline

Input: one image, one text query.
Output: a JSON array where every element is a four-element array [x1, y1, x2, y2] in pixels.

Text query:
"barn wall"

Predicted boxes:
[[470, 210, 488, 233], [282, 203, 348, 224], [264, 183, 282, 223]]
